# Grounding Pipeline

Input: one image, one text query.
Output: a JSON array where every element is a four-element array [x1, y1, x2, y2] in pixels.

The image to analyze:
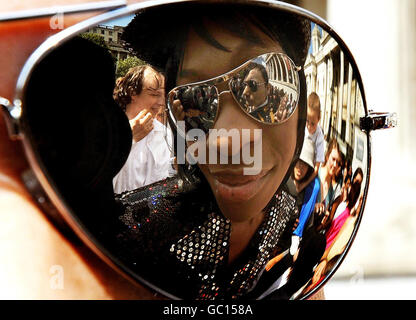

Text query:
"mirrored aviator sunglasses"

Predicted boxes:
[[0, 0, 397, 300], [168, 52, 300, 134]]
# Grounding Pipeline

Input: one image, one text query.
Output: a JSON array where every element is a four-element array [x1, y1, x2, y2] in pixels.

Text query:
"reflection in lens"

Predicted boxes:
[[168, 52, 301, 134], [274, 23, 368, 299], [65, 7, 370, 301], [174, 85, 218, 133], [231, 53, 300, 124]]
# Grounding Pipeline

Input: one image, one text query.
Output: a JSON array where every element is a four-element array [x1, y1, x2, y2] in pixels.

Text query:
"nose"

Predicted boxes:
[[208, 91, 260, 161], [157, 93, 165, 106], [242, 84, 251, 98]]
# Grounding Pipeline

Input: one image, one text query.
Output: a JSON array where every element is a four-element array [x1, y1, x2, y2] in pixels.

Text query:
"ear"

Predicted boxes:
[[125, 94, 140, 118], [130, 94, 139, 104]]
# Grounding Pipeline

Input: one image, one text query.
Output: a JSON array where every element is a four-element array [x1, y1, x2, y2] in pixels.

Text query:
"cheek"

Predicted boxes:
[[330, 160, 338, 174], [150, 104, 161, 115], [258, 87, 267, 97], [137, 94, 157, 110], [295, 164, 305, 177], [132, 96, 146, 110], [263, 109, 298, 167], [259, 110, 298, 201]]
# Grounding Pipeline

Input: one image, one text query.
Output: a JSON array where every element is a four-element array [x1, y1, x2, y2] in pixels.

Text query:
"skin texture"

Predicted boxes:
[[306, 107, 319, 135], [0, 0, 323, 300]]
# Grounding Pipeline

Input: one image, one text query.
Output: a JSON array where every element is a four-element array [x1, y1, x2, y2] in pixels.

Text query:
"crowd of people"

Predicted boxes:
[[263, 92, 364, 298]]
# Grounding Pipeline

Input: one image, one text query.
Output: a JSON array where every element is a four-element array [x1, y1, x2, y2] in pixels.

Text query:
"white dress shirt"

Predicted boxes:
[[113, 119, 174, 194]]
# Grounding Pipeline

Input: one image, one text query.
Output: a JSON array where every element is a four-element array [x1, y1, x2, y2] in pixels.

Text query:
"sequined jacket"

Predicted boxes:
[[114, 175, 298, 300]]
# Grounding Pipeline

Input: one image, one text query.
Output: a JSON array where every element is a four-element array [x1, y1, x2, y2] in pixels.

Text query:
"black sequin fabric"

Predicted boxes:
[[115, 175, 298, 299]]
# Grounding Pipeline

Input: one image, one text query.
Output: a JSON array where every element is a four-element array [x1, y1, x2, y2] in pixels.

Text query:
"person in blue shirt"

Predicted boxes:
[[290, 137, 321, 255]]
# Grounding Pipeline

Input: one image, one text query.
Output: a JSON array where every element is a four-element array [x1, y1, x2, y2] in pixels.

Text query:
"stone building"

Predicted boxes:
[[86, 25, 132, 61], [304, 23, 367, 174]]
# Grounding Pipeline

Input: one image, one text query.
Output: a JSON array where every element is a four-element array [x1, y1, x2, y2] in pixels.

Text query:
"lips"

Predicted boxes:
[[151, 107, 160, 115], [294, 168, 302, 180], [210, 169, 271, 202]]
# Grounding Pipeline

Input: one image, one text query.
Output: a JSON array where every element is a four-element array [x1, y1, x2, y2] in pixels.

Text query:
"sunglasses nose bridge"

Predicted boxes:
[[0, 97, 23, 140], [215, 90, 259, 131]]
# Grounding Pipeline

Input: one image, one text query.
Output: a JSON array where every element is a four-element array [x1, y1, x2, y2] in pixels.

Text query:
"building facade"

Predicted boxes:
[[304, 24, 367, 174], [86, 25, 132, 61]]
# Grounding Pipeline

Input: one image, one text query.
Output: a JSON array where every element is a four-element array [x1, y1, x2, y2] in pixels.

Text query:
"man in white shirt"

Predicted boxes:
[[112, 65, 174, 194]]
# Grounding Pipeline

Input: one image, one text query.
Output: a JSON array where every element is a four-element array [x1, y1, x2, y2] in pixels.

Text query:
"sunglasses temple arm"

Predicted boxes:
[[360, 111, 398, 132], [0, 99, 80, 241], [0, 0, 127, 22], [0, 97, 22, 140]]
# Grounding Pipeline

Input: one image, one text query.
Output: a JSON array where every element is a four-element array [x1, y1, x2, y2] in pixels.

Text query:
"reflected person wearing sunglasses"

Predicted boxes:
[[241, 68, 269, 111]]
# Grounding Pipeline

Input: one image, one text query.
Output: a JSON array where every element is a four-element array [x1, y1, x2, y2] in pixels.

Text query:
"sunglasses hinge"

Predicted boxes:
[[0, 97, 23, 140], [0, 0, 127, 21], [360, 111, 398, 132]]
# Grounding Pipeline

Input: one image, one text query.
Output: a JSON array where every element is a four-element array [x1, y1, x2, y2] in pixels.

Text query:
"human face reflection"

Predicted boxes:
[[341, 179, 351, 200], [306, 108, 319, 134], [294, 160, 309, 182], [327, 148, 341, 177], [126, 69, 165, 120], [242, 68, 268, 108], [353, 173, 363, 186], [177, 21, 299, 223]]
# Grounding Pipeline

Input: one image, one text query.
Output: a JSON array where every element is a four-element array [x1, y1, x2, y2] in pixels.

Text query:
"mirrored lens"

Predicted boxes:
[[168, 53, 300, 131], [230, 53, 299, 124], [20, 2, 370, 301], [282, 23, 368, 299], [168, 84, 218, 134]]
